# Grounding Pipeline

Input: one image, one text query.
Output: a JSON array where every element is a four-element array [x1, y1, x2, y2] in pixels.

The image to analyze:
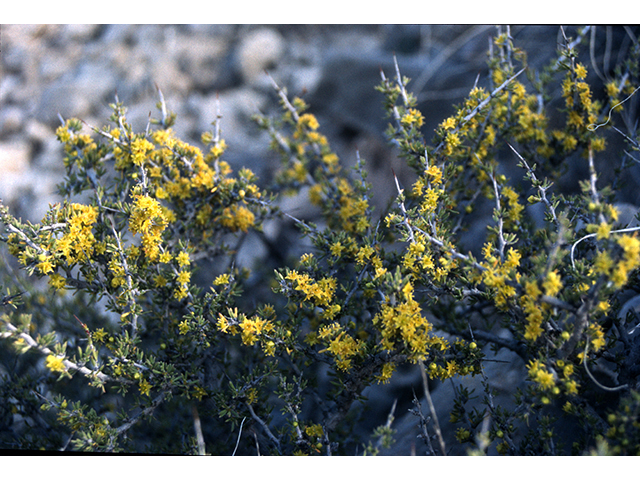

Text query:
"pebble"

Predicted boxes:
[[0, 140, 30, 175]]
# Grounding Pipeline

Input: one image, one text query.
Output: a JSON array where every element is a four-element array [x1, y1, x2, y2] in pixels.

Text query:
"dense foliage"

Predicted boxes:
[[2, 26, 640, 455]]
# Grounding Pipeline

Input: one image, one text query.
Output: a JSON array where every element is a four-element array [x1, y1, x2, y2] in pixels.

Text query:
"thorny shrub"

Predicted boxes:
[[2, 26, 640, 455]]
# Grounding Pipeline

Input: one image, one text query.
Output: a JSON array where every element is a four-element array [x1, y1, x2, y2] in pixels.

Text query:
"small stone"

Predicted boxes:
[[237, 28, 285, 85], [62, 24, 101, 41], [0, 106, 25, 134], [0, 141, 30, 176]]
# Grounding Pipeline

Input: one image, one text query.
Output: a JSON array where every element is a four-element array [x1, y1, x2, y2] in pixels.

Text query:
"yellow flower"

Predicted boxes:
[[298, 113, 319, 130], [596, 222, 611, 240], [527, 360, 555, 390], [594, 250, 613, 275], [46, 355, 66, 373], [401, 108, 424, 128], [575, 63, 588, 80], [440, 117, 456, 130], [446, 132, 461, 149], [129, 194, 168, 261], [218, 204, 255, 233], [176, 251, 190, 267], [48, 273, 67, 290], [130, 137, 155, 166], [425, 165, 443, 186], [542, 270, 563, 297], [36, 254, 55, 275], [139, 379, 152, 396], [178, 320, 190, 335], [376, 362, 396, 384], [213, 274, 230, 286], [330, 241, 344, 258]]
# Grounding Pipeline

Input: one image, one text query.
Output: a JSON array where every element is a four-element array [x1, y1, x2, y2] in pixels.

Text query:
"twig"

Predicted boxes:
[[0, 321, 116, 384], [232, 417, 247, 456], [489, 171, 506, 262], [508, 143, 560, 229], [106, 215, 139, 338], [570, 225, 640, 269], [557, 278, 604, 359], [155, 83, 168, 128], [192, 404, 206, 455], [582, 339, 628, 392], [417, 359, 446, 455], [266, 71, 300, 123], [246, 402, 281, 454], [412, 391, 436, 455], [587, 85, 640, 132], [587, 148, 605, 225], [373, 399, 397, 453], [114, 390, 168, 437]]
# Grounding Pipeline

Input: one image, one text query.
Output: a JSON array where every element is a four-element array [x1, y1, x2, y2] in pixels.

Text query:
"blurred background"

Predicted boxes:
[[5, 25, 635, 222]]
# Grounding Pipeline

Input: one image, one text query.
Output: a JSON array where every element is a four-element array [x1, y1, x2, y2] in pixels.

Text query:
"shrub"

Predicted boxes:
[[1, 26, 640, 455]]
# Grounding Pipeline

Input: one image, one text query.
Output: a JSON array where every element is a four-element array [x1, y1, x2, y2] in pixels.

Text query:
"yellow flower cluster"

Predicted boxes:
[[528, 358, 579, 399], [592, 234, 640, 289], [130, 137, 155, 167], [375, 362, 396, 384], [478, 244, 521, 309], [612, 235, 640, 288], [501, 186, 524, 226], [373, 281, 446, 362], [335, 178, 370, 235], [318, 322, 364, 371], [285, 270, 337, 310], [402, 234, 435, 275], [542, 269, 563, 297], [520, 279, 545, 341], [239, 316, 275, 348], [55, 203, 99, 265], [555, 62, 606, 153], [218, 204, 255, 233], [128, 194, 168, 261], [400, 108, 425, 128], [527, 359, 555, 391], [588, 323, 606, 352], [427, 359, 460, 381]]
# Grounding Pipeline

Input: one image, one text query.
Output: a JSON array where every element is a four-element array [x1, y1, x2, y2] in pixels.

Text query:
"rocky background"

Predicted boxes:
[[2, 25, 639, 454], [3, 25, 602, 221]]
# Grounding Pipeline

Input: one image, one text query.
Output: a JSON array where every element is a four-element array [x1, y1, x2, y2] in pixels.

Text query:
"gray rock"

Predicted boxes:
[[0, 140, 31, 176], [237, 28, 285, 86], [36, 62, 117, 125]]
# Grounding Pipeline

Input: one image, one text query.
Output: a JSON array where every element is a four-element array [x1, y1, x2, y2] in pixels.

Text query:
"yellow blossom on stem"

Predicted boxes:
[[130, 137, 154, 166], [542, 270, 563, 298], [129, 194, 168, 261], [213, 273, 230, 286], [139, 378, 152, 396], [425, 165, 443, 185], [527, 359, 555, 390], [55, 203, 99, 265], [440, 117, 456, 130], [400, 108, 424, 128], [46, 354, 66, 373], [36, 254, 55, 275], [218, 204, 255, 233]]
